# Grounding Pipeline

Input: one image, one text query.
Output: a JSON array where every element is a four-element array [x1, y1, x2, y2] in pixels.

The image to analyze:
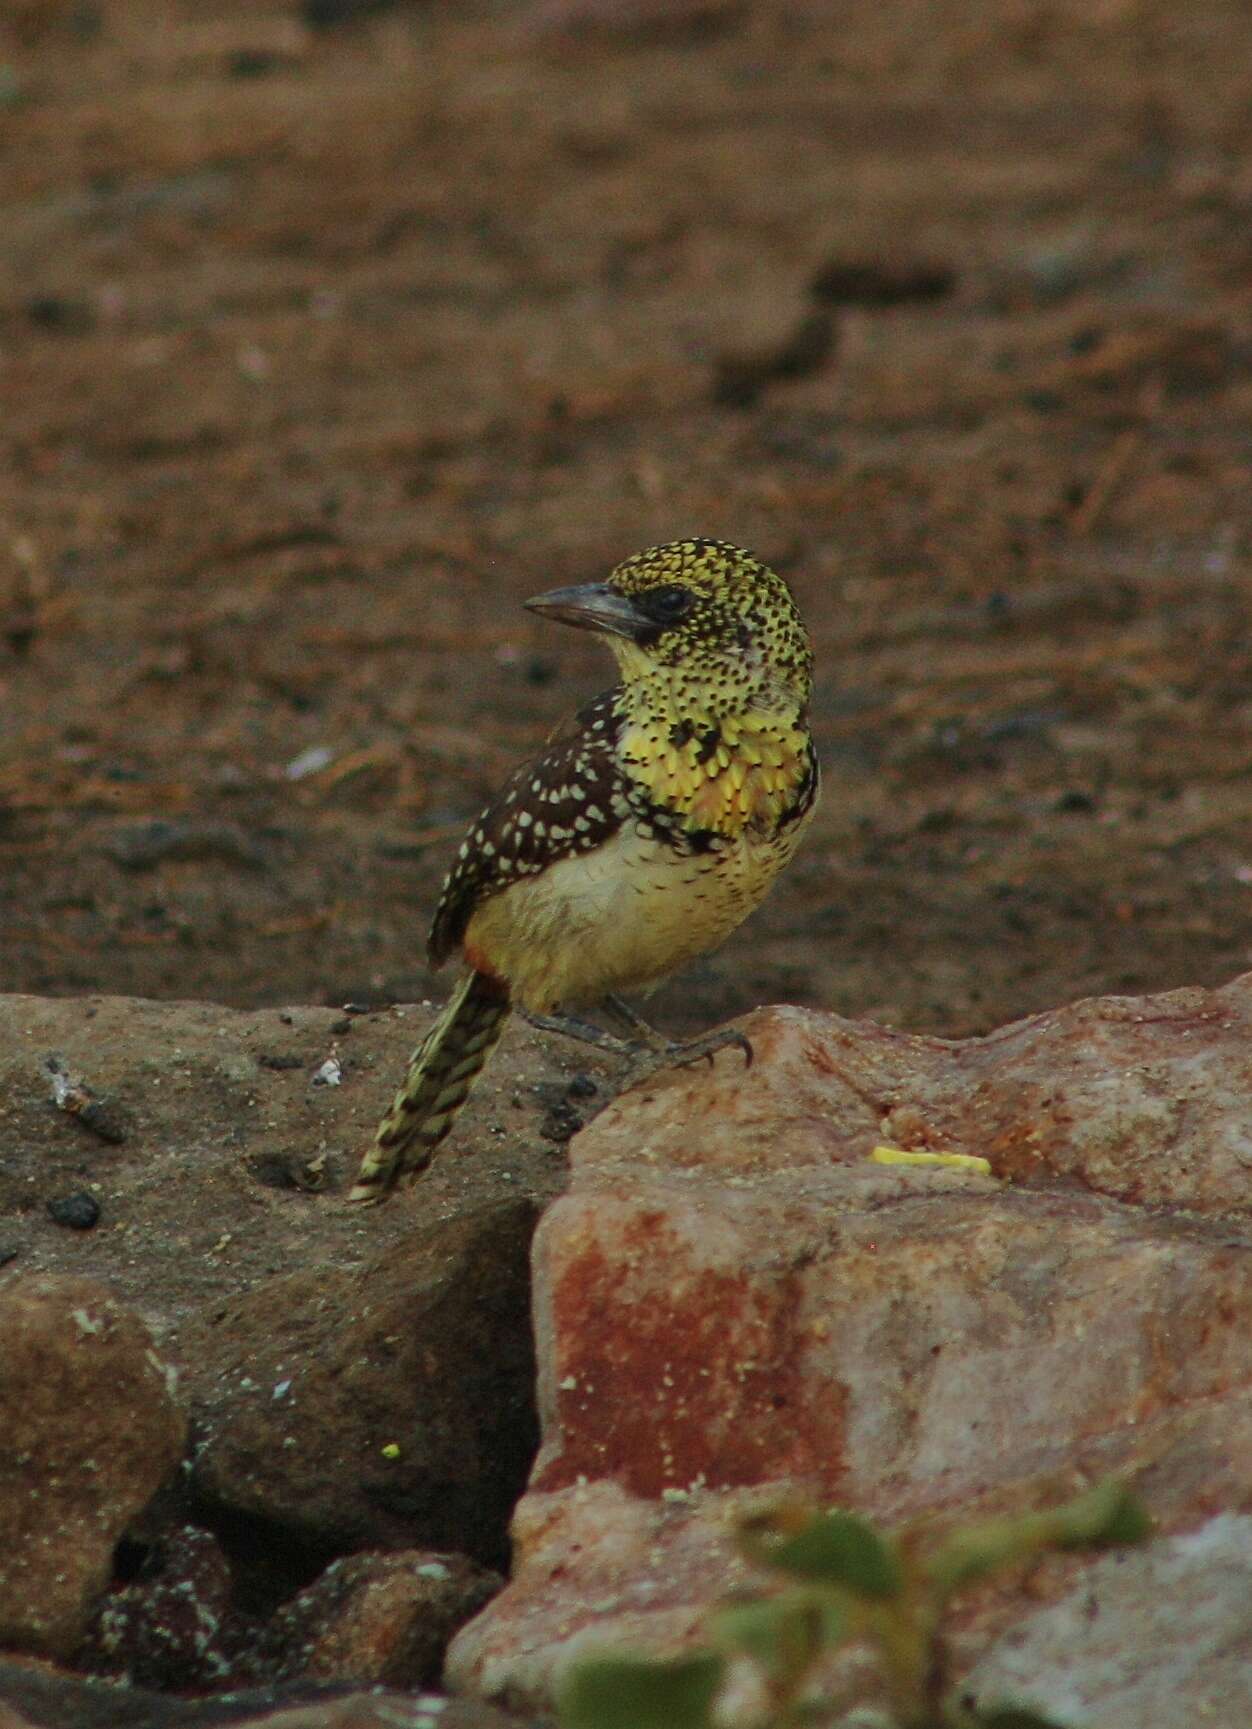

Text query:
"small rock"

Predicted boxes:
[[0, 1277, 186, 1657], [80, 1525, 236, 1689], [258, 1550, 502, 1688], [538, 1100, 583, 1142], [283, 745, 335, 782], [46, 1191, 100, 1230]]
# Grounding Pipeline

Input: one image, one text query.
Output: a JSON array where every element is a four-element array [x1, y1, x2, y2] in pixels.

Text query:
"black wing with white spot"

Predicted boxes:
[[427, 692, 633, 967]]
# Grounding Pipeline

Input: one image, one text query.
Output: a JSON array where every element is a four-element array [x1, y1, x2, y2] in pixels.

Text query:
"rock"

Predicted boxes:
[[0, 990, 597, 1637], [0, 1277, 186, 1659], [546, 987, 1252, 1214], [448, 986, 1252, 1712], [0, 1656, 529, 1727], [189, 1199, 539, 1569], [256, 1550, 501, 1689], [79, 1525, 236, 1690], [45, 1192, 101, 1229], [965, 1514, 1252, 1727]]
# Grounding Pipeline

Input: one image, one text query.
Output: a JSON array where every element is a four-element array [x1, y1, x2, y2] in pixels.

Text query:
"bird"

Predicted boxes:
[[348, 537, 818, 1203]]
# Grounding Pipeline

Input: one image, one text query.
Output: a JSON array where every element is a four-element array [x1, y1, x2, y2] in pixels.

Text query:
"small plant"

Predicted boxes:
[[557, 1478, 1151, 1729]]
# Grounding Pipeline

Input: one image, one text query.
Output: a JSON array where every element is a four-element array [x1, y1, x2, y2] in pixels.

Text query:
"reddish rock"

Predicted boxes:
[[258, 1549, 501, 1689], [0, 1276, 186, 1660], [558, 988, 1252, 1211], [448, 985, 1252, 1712]]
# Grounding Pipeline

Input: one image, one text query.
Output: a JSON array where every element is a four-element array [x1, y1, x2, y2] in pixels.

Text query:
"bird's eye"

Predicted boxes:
[[637, 585, 695, 624]]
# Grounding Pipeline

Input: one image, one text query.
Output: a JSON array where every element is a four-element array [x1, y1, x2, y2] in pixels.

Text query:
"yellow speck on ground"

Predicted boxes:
[[870, 1146, 994, 1176], [381, 1442, 401, 1460]]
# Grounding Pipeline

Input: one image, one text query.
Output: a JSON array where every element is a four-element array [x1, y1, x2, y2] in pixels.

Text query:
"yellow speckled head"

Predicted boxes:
[[605, 537, 813, 707], [526, 537, 813, 718]]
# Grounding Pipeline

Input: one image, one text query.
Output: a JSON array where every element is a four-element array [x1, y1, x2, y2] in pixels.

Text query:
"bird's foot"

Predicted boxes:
[[653, 1023, 754, 1072], [521, 1000, 753, 1081], [602, 995, 753, 1073]]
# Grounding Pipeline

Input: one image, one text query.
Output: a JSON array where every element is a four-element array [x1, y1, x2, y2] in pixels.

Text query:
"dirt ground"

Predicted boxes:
[[2, 0, 1251, 1039]]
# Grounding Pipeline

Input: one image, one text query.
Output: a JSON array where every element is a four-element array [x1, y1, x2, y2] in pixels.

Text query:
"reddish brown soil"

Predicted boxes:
[[2, 0, 1251, 1038]]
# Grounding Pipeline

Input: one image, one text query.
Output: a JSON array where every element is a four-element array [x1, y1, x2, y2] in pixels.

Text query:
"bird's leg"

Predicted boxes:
[[520, 1007, 635, 1057], [602, 994, 754, 1072], [599, 994, 671, 1051], [521, 998, 752, 1075]]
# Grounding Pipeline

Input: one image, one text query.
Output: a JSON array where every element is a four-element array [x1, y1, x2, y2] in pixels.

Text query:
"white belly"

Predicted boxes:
[[464, 815, 807, 1013]]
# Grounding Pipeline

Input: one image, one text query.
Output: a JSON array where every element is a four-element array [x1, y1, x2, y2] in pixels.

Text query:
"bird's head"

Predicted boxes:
[[525, 538, 813, 713]]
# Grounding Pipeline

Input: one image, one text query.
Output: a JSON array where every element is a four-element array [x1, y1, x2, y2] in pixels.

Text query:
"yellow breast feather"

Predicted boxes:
[[620, 713, 808, 837]]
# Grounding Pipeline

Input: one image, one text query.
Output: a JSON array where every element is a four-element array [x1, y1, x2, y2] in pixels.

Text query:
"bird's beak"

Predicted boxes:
[[524, 582, 643, 641]]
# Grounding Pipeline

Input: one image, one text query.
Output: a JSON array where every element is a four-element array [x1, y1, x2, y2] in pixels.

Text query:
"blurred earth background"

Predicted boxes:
[[2, 0, 1251, 1038]]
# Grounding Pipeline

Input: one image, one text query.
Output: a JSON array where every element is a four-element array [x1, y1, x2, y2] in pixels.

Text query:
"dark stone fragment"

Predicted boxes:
[[539, 1102, 583, 1143], [47, 1192, 100, 1230]]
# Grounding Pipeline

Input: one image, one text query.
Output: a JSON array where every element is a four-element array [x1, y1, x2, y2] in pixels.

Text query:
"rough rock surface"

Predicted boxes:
[[0, 993, 611, 1581], [0, 991, 610, 1698], [3, 983, 1251, 1719], [188, 1199, 540, 1567], [0, 1277, 187, 1659], [255, 1550, 502, 1690], [448, 981, 1252, 1717], [81, 1525, 238, 1690], [966, 1514, 1252, 1728], [0, 1659, 526, 1729]]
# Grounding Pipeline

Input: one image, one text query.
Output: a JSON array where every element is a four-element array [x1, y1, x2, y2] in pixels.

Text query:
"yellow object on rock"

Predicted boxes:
[[870, 1145, 994, 1176]]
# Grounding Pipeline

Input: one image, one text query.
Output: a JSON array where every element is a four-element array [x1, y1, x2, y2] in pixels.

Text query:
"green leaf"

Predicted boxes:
[[760, 1510, 904, 1599], [1050, 1480, 1152, 1551], [929, 1516, 1048, 1595], [711, 1591, 831, 1680], [557, 1650, 724, 1729], [929, 1480, 1151, 1595]]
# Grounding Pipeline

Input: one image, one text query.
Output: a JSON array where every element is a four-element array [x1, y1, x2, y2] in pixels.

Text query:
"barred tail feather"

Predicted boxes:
[[348, 971, 510, 1203]]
